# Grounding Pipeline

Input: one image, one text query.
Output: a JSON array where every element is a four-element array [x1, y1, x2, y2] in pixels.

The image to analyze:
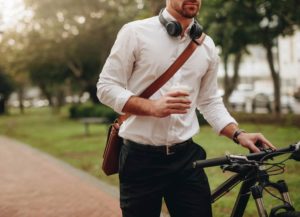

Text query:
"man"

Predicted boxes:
[[97, 0, 276, 216]]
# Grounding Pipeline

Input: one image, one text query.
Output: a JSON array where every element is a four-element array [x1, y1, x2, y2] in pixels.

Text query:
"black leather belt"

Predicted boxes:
[[123, 138, 193, 155]]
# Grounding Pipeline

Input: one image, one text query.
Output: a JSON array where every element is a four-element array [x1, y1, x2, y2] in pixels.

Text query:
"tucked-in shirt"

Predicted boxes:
[[97, 10, 237, 146]]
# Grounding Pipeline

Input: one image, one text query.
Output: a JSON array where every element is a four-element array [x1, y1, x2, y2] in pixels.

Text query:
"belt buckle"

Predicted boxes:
[[166, 145, 175, 155]]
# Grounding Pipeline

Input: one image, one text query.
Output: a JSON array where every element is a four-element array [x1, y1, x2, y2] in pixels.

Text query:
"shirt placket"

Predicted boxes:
[[165, 39, 189, 146]]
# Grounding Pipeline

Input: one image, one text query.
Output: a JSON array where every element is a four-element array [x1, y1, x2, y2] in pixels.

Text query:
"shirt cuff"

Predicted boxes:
[[114, 90, 135, 114], [210, 117, 238, 135]]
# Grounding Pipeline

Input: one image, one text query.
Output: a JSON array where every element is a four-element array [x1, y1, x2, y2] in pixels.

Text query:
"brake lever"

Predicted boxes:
[[251, 140, 265, 152], [221, 161, 260, 173], [221, 164, 247, 173], [250, 141, 274, 161], [291, 142, 300, 161]]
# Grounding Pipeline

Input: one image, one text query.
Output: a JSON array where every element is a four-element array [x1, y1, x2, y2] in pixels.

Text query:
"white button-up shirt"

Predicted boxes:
[[97, 10, 237, 146]]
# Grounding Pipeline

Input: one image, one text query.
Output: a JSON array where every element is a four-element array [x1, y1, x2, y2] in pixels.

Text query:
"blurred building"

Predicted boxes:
[[217, 30, 300, 113], [218, 29, 300, 96], [278, 30, 300, 93]]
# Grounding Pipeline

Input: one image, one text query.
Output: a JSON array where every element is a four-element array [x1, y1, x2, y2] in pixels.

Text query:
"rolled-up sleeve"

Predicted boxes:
[[96, 24, 137, 114], [196, 42, 237, 133]]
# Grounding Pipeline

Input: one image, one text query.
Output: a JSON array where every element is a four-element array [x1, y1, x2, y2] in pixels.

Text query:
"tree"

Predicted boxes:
[[251, 0, 300, 114], [200, 1, 258, 106], [0, 68, 15, 115], [0, 30, 31, 114], [201, 0, 300, 113], [2, 0, 141, 111]]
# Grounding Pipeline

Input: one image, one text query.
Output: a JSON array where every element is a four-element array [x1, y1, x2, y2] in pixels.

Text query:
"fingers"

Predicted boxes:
[[164, 102, 191, 115], [166, 98, 191, 105], [152, 93, 192, 117], [165, 92, 191, 105], [239, 133, 276, 153], [164, 93, 191, 113], [167, 108, 189, 114], [167, 90, 190, 98], [248, 143, 261, 153], [257, 134, 276, 150], [154, 107, 189, 117], [166, 100, 190, 108], [239, 138, 261, 153]]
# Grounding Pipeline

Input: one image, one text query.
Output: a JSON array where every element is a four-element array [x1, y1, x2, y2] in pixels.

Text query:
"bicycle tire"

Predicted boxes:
[[273, 211, 300, 217]]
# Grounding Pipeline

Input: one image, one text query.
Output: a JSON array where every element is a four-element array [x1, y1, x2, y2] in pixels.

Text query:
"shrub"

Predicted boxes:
[[196, 110, 209, 126], [69, 103, 118, 122], [232, 112, 300, 127]]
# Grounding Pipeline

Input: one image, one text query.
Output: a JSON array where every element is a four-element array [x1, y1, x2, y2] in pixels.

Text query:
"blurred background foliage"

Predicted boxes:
[[200, 0, 300, 112], [0, 0, 300, 115]]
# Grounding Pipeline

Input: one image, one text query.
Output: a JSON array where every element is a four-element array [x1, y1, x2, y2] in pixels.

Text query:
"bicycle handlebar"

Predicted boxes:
[[193, 142, 300, 169]]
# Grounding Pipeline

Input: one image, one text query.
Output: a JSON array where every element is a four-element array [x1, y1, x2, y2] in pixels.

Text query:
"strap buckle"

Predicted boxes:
[[166, 145, 175, 155]]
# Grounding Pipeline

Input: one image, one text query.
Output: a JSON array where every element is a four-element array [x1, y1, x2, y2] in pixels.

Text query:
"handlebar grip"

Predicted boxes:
[[193, 156, 229, 168], [193, 142, 300, 169]]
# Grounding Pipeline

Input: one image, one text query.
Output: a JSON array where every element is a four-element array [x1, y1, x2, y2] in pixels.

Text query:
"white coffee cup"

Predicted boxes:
[[169, 84, 191, 99]]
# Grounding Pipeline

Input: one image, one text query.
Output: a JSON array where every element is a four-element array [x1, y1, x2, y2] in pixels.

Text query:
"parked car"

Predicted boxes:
[[252, 93, 272, 113], [277, 95, 295, 113], [294, 87, 300, 101], [228, 84, 254, 112], [229, 91, 247, 110], [252, 93, 296, 113]]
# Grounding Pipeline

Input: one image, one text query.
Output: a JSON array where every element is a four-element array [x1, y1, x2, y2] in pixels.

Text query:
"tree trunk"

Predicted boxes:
[[229, 51, 242, 95], [51, 90, 65, 114], [0, 96, 5, 115], [223, 54, 230, 106], [86, 84, 99, 104], [67, 61, 82, 78], [223, 52, 241, 107], [17, 87, 25, 114], [39, 84, 53, 106], [265, 42, 281, 114]]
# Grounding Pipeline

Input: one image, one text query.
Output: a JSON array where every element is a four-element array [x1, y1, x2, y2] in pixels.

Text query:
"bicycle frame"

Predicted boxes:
[[211, 166, 258, 217], [193, 142, 300, 217], [211, 166, 295, 217]]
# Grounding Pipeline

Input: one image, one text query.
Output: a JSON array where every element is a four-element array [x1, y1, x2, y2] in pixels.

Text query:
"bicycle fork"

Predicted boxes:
[[251, 185, 268, 217], [275, 180, 293, 205], [251, 180, 294, 217]]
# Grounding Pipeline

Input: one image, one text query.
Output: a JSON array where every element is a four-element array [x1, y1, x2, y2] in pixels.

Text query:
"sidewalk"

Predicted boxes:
[[0, 136, 121, 217]]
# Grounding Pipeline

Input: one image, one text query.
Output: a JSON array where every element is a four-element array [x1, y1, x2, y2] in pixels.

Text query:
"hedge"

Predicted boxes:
[[69, 104, 118, 122], [69, 104, 300, 128]]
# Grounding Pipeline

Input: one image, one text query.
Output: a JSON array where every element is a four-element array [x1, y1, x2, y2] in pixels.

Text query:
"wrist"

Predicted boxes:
[[148, 99, 158, 117], [232, 129, 246, 144], [122, 96, 155, 116]]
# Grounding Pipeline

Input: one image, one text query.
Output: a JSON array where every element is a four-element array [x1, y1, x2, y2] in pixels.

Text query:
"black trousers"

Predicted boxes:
[[119, 139, 212, 217]]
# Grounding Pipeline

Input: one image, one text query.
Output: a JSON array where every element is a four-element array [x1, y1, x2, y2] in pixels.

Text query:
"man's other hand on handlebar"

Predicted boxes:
[[236, 132, 276, 153], [220, 123, 277, 153]]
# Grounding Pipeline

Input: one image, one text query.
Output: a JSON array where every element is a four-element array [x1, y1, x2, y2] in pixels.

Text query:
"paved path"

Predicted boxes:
[[0, 136, 121, 217]]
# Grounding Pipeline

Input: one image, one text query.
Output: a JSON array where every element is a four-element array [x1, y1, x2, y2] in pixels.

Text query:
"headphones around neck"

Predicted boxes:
[[158, 8, 203, 40]]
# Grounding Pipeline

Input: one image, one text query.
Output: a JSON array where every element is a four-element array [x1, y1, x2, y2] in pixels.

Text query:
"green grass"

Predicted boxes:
[[0, 107, 300, 216], [0, 107, 119, 186]]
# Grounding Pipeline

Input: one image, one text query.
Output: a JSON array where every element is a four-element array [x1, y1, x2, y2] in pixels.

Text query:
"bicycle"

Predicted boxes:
[[193, 141, 300, 217]]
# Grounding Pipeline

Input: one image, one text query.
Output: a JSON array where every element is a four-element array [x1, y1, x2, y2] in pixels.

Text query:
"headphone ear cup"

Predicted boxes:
[[159, 8, 183, 37], [190, 22, 203, 39], [166, 21, 182, 37]]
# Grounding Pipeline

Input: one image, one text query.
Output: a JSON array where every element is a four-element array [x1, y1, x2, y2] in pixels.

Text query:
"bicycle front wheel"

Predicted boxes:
[[274, 211, 300, 217]]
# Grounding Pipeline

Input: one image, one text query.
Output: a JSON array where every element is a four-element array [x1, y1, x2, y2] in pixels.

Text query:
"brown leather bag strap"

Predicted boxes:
[[139, 34, 206, 99], [118, 33, 206, 124]]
